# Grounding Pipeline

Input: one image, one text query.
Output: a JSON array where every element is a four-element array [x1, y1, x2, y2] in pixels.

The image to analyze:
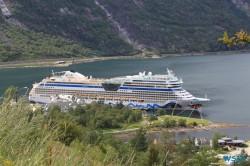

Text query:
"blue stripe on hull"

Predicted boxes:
[[40, 83, 102, 88], [40, 83, 181, 92], [119, 87, 174, 91], [126, 102, 177, 109]]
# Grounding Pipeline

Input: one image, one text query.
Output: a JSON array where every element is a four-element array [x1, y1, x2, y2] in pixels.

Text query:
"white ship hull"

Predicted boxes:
[[29, 70, 210, 110], [29, 93, 208, 110]]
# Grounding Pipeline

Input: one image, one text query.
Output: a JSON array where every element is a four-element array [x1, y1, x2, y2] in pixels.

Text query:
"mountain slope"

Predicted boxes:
[[98, 0, 250, 53], [1, 0, 250, 62], [6, 0, 137, 54], [0, 0, 137, 61]]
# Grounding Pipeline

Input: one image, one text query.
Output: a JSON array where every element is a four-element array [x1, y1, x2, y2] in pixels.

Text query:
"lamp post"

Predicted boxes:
[[16, 87, 28, 102]]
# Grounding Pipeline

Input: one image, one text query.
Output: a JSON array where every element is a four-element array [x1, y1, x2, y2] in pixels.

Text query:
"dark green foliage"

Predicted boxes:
[[49, 102, 142, 130], [100, 0, 250, 53], [178, 118, 187, 127], [84, 130, 102, 145], [0, 24, 97, 62], [147, 114, 158, 123], [1, 0, 250, 62], [3, 86, 17, 101], [212, 132, 221, 150], [57, 120, 84, 146], [3, 0, 137, 58], [157, 108, 166, 116], [192, 121, 198, 127], [114, 102, 124, 109], [175, 138, 197, 159], [69, 104, 85, 116], [130, 128, 148, 152], [0, 88, 221, 165]]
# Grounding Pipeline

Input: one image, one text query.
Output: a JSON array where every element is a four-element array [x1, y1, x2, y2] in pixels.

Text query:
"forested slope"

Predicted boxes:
[[1, 0, 250, 61]]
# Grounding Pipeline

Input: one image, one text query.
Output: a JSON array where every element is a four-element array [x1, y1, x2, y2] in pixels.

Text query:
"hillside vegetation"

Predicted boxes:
[[99, 0, 250, 53], [0, 0, 137, 62], [0, 89, 221, 166], [0, 22, 97, 61], [1, 0, 250, 61]]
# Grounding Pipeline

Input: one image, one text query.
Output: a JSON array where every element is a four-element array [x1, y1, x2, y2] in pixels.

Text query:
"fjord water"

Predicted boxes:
[[1, 53, 250, 124]]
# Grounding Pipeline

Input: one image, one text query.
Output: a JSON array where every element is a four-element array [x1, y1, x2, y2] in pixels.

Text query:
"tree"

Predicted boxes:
[[115, 102, 124, 109], [157, 108, 166, 115], [47, 105, 62, 120], [69, 104, 85, 116], [212, 132, 220, 150], [218, 30, 250, 47], [4, 86, 17, 102], [130, 128, 148, 152]]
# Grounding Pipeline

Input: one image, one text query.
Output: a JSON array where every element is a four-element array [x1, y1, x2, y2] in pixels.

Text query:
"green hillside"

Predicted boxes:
[[0, 0, 137, 62], [0, 21, 98, 61], [1, 0, 250, 61], [6, 0, 137, 54], [100, 0, 250, 53]]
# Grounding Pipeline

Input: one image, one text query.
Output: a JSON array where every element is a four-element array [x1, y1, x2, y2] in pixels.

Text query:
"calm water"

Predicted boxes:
[[149, 127, 250, 142], [1, 53, 250, 125]]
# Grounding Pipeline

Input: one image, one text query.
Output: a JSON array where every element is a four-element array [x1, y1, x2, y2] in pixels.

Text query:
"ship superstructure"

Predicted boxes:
[[29, 69, 209, 110]]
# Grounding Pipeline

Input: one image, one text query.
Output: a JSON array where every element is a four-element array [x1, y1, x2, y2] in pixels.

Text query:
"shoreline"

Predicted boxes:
[[158, 122, 249, 133], [112, 122, 250, 142], [105, 122, 249, 136], [0, 50, 249, 69]]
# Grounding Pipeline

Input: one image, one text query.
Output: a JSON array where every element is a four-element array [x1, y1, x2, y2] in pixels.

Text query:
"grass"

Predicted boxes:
[[101, 122, 143, 133], [125, 121, 145, 130], [102, 115, 212, 133], [0, 62, 56, 68], [158, 115, 212, 125]]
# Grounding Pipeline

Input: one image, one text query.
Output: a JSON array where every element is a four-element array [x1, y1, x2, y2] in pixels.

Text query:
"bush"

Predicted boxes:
[[148, 115, 158, 122], [157, 109, 166, 116], [163, 118, 176, 128], [178, 119, 187, 127], [57, 120, 84, 146], [234, 136, 238, 140], [192, 122, 198, 127]]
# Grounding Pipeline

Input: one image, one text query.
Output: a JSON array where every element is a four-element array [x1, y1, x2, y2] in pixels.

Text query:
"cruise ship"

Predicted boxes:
[[29, 69, 210, 110]]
